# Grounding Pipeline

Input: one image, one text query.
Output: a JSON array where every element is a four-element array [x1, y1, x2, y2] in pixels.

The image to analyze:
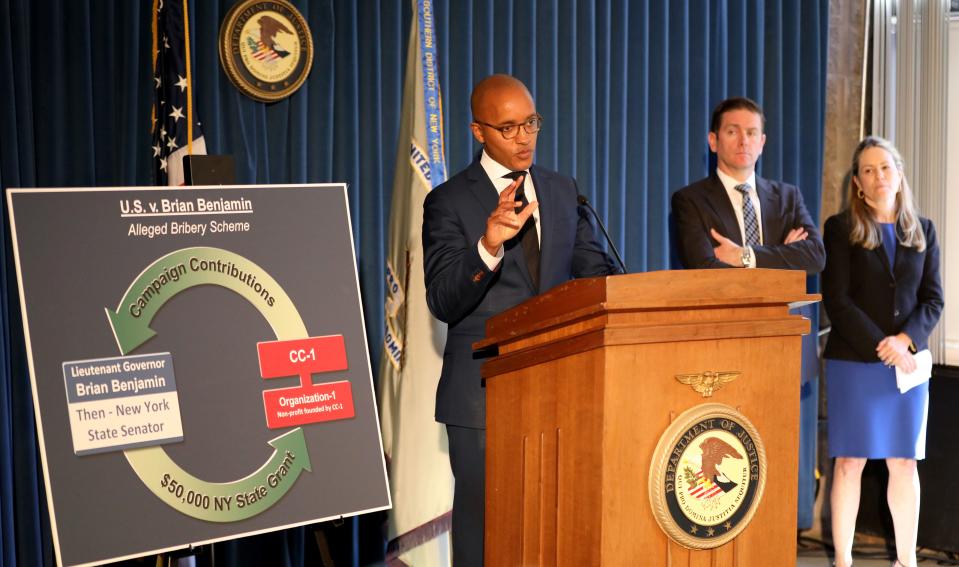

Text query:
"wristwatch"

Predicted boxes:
[[740, 245, 752, 268]]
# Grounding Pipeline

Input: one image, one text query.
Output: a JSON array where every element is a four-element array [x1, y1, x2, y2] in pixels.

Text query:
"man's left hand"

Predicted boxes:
[[710, 228, 744, 267], [783, 227, 808, 244]]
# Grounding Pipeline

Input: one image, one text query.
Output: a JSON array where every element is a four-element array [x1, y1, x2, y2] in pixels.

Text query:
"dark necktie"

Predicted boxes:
[[735, 183, 760, 246], [503, 171, 540, 290]]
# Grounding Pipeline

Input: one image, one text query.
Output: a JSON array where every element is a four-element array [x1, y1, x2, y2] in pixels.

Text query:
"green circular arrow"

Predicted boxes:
[[124, 428, 313, 522], [106, 247, 307, 353], [109, 246, 313, 522]]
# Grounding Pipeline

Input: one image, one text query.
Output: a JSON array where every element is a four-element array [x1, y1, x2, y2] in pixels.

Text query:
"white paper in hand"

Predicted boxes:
[[896, 349, 932, 394]]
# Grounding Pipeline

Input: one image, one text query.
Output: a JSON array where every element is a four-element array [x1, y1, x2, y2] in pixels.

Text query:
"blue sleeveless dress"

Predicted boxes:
[[826, 223, 929, 459]]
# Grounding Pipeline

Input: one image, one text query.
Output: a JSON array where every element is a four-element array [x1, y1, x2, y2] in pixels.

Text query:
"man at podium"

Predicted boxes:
[[422, 74, 620, 567]]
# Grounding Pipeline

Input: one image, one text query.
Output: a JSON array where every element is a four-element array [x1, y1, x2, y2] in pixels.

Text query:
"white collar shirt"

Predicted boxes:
[[476, 150, 541, 269]]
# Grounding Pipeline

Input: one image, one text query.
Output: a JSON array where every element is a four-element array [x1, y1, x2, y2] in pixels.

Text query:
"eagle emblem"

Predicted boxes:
[[699, 437, 744, 493], [218, 0, 313, 102], [674, 370, 741, 397], [648, 403, 766, 549], [256, 15, 293, 58]]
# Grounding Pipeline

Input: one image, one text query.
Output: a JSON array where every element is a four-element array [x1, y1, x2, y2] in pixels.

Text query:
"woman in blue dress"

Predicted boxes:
[[823, 136, 943, 567]]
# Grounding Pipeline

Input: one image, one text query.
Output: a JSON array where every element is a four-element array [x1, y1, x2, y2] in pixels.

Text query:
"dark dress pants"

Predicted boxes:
[[446, 424, 485, 567]]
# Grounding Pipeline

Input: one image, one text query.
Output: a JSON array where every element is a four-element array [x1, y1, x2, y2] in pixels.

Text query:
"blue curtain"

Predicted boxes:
[[0, 0, 828, 565], [434, 0, 827, 274]]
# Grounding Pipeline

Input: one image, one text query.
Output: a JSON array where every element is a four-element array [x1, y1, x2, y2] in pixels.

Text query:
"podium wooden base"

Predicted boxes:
[[479, 270, 817, 566]]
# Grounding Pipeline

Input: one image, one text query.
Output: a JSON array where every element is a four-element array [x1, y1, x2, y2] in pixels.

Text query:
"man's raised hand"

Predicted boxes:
[[481, 175, 538, 255]]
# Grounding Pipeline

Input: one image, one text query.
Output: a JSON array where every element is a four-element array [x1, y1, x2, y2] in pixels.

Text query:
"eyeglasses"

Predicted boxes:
[[474, 114, 544, 139]]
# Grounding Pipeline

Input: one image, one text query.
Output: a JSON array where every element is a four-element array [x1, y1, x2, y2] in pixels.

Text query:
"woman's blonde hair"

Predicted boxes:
[[847, 136, 926, 251]]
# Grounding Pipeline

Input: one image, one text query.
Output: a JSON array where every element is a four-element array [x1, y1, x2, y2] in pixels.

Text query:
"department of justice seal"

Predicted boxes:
[[219, 0, 313, 102], [648, 403, 767, 549]]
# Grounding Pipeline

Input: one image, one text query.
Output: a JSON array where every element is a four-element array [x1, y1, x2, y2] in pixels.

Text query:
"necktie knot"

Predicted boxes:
[[503, 170, 527, 181], [735, 183, 751, 195]]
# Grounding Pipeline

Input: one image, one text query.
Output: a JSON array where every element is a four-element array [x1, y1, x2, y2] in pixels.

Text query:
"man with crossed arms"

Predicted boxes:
[[671, 96, 825, 273], [671, 96, 825, 537]]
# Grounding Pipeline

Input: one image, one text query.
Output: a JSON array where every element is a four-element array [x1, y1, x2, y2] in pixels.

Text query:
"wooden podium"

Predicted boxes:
[[477, 269, 818, 566]]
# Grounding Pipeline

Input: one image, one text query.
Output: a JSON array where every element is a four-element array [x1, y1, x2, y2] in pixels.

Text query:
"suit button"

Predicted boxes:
[[894, 309, 900, 317], [889, 282, 895, 288]]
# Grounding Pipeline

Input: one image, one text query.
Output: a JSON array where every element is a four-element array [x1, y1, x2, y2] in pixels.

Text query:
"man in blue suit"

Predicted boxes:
[[423, 74, 619, 566], [670, 96, 825, 531], [671, 97, 825, 273]]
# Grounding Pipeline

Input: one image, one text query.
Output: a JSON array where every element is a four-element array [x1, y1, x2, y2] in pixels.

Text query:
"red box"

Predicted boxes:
[[257, 335, 347, 379], [262, 381, 355, 429]]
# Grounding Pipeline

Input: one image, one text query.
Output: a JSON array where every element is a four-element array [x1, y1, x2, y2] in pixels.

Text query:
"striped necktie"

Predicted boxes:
[[735, 183, 760, 246]]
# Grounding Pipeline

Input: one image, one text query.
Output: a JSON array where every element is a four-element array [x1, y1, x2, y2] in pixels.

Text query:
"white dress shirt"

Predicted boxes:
[[476, 150, 541, 270], [715, 168, 762, 268]]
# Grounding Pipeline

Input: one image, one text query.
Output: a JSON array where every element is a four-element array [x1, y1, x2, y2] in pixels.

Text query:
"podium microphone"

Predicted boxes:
[[577, 194, 627, 274]]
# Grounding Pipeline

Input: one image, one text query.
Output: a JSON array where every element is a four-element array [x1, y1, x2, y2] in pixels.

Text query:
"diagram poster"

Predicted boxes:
[[7, 185, 390, 567]]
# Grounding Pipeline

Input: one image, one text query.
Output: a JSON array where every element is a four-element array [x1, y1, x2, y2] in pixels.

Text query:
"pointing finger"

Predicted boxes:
[[500, 175, 524, 200], [499, 180, 521, 203], [516, 201, 539, 224]]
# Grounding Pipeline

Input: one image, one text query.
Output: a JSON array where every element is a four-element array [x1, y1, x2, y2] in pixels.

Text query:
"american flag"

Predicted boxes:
[[152, 0, 206, 186], [249, 38, 283, 62], [689, 471, 724, 500]]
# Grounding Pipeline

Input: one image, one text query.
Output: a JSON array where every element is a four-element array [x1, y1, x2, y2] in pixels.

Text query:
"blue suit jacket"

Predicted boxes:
[[822, 211, 943, 362], [671, 173, 825, 274], [423, 160, 619, 428]]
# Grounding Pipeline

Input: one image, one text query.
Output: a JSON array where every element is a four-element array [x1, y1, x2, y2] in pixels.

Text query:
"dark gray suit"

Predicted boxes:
[[671, 173, 825, 273], [424, 160, 619, 428], [423, 158, 618, 565]]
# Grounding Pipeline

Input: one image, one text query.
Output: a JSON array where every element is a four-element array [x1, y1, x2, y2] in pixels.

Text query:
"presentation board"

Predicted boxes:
[[7, 185, 390, 567]]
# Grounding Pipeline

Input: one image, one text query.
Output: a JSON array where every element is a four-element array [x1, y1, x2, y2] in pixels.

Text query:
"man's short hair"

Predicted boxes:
[[709, 97, 765, 134]]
